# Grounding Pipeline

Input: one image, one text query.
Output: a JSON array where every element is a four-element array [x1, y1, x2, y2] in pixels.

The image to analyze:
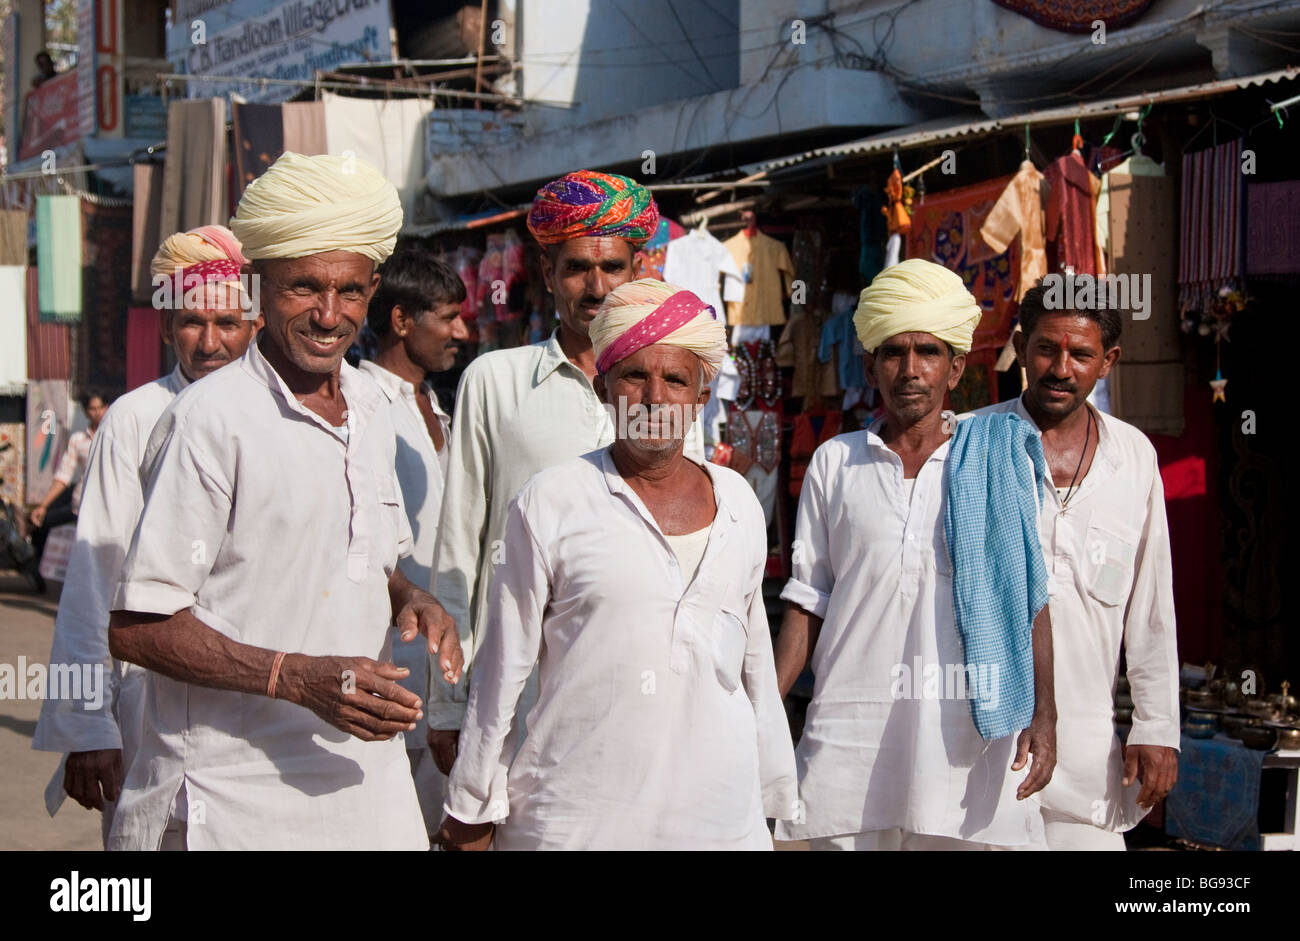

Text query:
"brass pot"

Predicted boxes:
[[1276, 727, 1300, 750], [1239, 725, 1276, 750], [1220, 714, 1248, 739], [1244, 699, 1283, 722], [1187, 688, 1219, 709], [1184, 711, 1219, 739]]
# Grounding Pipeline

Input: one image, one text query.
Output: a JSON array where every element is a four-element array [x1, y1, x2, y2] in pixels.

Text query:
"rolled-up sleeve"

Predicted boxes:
[[427, 362, 493, 731], [1123, 450, 1180, 750], [443, 493, 549, 825], [113, 411, 230, 617], [741, 570, 798, 820], [780, 446, 834, 618]]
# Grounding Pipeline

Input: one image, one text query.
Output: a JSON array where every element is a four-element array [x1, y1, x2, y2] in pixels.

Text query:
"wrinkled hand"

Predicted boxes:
[[433, 814, 493, 852], [64, 749, 123, 811], [280, 653, 424, 742], [1123, 744, 1178, 808], [1012, 710, 1056, 799], [395, 598, 464, 685], [29, 505, 47, 528], [427, 728, 459, 776]]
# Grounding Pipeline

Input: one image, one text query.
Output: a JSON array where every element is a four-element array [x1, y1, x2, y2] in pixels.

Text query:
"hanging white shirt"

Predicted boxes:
[[775, 423, 1042, 846], [53, 428, 94, 513], [663, 228, 746, 315], [108, 335, 425, 850], [32, 366, 191, 816], [976, 395, 1179, 832], [357, 359, 451, 727], [444, 448, 797, 849], [427, 330, 703, 733]]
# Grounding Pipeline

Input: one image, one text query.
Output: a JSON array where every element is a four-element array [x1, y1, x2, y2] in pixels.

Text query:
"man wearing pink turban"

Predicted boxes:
[[31, 225, 261, 845], [438, 280, 797, 850], [428, 170, 702, 812]]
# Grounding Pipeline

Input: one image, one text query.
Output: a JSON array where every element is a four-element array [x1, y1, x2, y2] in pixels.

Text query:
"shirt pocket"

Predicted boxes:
[[375, 477, 408, 572], [1082, 522, 1138, 608], [711, 609, 749, 693]]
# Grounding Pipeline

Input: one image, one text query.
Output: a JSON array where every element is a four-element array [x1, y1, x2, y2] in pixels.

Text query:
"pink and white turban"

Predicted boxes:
[[589, 279, 727, 382]]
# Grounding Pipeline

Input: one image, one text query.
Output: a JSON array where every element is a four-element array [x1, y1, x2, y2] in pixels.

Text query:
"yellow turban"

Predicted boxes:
[[590, 279, 726, 382], [854, 258, 983, 355], [229, 152, 402, 263]]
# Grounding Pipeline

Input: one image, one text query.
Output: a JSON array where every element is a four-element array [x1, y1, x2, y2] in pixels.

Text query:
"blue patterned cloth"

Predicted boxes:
[[1165, 735, 1265, 850], [944, 412, 1048, 740]]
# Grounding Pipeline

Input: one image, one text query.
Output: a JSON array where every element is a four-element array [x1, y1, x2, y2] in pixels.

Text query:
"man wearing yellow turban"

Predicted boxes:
[[439, 281, 796, 850], [772, 258, 1058, 851], [430, 171, 700, 848], [106, 153, 463, 850]]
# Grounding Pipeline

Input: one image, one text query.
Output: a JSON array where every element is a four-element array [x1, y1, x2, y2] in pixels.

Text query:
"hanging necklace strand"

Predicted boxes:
[[1060, 406, 1092, 508]]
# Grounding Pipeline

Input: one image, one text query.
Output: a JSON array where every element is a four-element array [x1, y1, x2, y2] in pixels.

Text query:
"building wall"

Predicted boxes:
[[518, 0, 739, 128]]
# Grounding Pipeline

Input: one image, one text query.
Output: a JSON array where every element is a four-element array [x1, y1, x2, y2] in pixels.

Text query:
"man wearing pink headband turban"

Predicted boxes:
[[439, 279, 797, 850], [429, 174, 681, 837], [32, 225, 260, 846]]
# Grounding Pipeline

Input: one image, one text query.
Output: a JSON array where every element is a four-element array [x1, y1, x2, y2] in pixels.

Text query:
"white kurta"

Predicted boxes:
[[357, 359, 450, 720], [444, 448, 797, 850], [977, 396, 1179, 832], [775, 423, 1042, 846], [109, 335, 426, 850], [53, 428, 94, 513], [32, 367, 190, 817]]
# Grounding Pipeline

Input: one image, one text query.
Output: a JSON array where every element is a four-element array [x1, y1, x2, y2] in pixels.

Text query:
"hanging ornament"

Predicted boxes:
[[1210, 371, 1227, 404]]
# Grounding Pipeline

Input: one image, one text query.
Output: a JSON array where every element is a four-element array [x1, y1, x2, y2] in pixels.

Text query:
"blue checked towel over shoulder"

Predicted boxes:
[[944, 412, 1048, 741]]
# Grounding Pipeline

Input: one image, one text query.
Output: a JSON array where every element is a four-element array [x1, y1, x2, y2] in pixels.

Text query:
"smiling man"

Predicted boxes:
[[105, 152, 463, 850], [975, 282, 1178, 850], [32, 225, 259, 845], [426, 170, 669, 783], [438, 279, 796, 850], [358, 247, 469, 836]]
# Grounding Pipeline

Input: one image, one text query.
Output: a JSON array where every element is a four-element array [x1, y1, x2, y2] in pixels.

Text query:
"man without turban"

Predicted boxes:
[[428, 171, 704, 833], [107, 152, 463, 850], [32, 225, 260, 846], [439, 280, 797, 849], [773, 258, 1057, 850]]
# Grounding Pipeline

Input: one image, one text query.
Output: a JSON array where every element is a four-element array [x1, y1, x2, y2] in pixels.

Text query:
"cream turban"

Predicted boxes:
[[229, 151, 402, 263], [854, 258, 983, 355], [590, 279, 726, 382], [151, 224, 246, 279]]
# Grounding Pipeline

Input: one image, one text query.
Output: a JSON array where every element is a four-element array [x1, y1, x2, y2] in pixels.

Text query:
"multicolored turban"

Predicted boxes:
[[151, 224, 249, 309], [854, 258, 983, 355], [526, 170, 659, 246], [589, 279, 726, 381]]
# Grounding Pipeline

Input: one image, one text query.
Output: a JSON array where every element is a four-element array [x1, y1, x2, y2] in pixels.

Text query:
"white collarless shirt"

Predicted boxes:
[[444, 448, 797, 849], [776, 423, 1041, 846], [53, 429, 95, 513], [109, 335, 425, 850], [32, 366, 191, 813], [357, 359, 451, 727], [976, 396, 1179, 832]]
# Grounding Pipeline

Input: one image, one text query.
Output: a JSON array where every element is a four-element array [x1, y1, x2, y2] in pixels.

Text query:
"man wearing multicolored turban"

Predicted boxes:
[[773, 258, 1058, 852], [32, 225, 259, 846], [439, 280, 797, 850], [430, 172, 686, 847], [107, 152, 463, 850]]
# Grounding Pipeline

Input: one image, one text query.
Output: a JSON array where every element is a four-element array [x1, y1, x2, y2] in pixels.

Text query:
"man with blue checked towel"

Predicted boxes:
[[773, 259, 1057, 851]]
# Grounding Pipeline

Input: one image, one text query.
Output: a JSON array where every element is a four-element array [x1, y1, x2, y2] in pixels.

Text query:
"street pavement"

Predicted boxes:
[[0, 575, 102, 850]]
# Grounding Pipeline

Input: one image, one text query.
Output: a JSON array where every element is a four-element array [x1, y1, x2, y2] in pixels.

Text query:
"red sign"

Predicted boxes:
[[18, 71, 82, 160]]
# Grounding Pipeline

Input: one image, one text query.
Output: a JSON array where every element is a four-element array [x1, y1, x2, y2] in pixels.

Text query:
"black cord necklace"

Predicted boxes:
[[1060, 406, 1092, 509]]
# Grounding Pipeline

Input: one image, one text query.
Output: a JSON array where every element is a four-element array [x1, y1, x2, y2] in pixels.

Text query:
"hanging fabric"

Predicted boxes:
[[1245, 181, 1300, 278], [1178, 139, 1243, 313], [36, 195, 82, 322], [0, 266, 27, 395], [980, 160, 1047, 302], [126, 306, 162, 392], [1044, 151, 1101, 277], [25, 266, 70, 380], [130, 162, 165, 303], [0, 209, 27, 266], [161, 99, 228, 240], [281, 101, 328, 155], [322, 91, 433, 227], [232, 102, 285, 197]]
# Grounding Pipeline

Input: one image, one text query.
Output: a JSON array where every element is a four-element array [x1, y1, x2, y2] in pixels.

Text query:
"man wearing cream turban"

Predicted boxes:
[[439, 280, 797, 850], [32, 225, 259, 846], [773, 258, 1058, 851], [428, 170, 705, 829], [107, 152, 464, 850]]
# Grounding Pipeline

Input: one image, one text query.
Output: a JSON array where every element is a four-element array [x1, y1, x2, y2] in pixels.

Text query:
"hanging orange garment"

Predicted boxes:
[[980, 160, 1047, 302], [1044, 152, 1099, 276], [882, 168, 911, 235]]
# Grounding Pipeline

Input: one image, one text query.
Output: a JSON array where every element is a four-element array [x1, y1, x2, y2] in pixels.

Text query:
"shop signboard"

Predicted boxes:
[[18, 72, 82, 161], [166, 0, 394, 103]]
